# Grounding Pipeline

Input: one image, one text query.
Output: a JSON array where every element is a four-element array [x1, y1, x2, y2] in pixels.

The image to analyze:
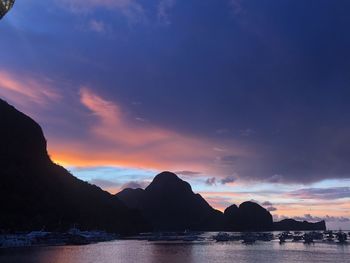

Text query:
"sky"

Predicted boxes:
[[0, 0, 350, 229]]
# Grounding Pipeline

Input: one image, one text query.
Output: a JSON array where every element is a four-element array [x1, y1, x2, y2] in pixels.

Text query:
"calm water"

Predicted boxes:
[[1, 238, 350, 263]]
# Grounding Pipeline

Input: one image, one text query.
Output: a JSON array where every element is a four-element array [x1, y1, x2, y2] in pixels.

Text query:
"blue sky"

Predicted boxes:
[[0, 0, 350, 228]]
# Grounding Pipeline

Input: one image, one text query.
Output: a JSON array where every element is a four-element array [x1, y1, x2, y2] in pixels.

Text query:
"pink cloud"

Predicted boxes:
[[0, 70, 61, 109], [50, 87, 249, 176], [89, 20, 106, 33]]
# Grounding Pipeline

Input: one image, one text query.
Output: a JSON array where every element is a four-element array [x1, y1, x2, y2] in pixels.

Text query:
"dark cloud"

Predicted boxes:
[[267, 206, 277, 212], [288, 187, 350, 200], [262, 201, 273, 206], [2, 0, 350, 184], [220, 176, 236, 185], [205, 177, 217, 186]]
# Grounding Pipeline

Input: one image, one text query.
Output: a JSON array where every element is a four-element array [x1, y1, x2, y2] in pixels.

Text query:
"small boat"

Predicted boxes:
[[309, 231, 323, 240], [1, 235, 31, 248], [303, 233, 314, 244], [257, 232, 273, 241], [182, 235, 199, 242], [213, 232, 230, 242], [279, 235, 286, 243], [324, 231, 334, 242], [292, 234, 303, 242], [336, 232, 348, 244], [67, 235, 90, 246], [279, 231, 292, 243], [242, 233, 256, 244]]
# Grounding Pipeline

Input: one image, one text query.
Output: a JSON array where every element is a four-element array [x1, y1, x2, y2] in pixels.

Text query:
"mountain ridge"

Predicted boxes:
[[0, 98, 149, 234], [0, 98, 326, 233]]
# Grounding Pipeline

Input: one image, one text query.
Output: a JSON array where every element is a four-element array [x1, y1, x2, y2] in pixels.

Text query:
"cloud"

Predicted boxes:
[[288, 187, 350, 200], [121, 180, 148, 189], [89, 178, 120, 188], [50, 87, 248, 175], [175, 170, 201, 176], [157, 0, 176, 25], [267, 206, 277, 212], [57, 0, 145, 22], [89, 178, 148, 193], [89, 20, 107, 33], [240, 128, 255, 137], [0, 70, 61, 108], [262, 201, 273, 206], [205, 177, 217, 186], [293, 214, 350, 223], [216, 155, 241, 166], [220, 175, 236, 185], [228, 0, 244, 15], [204, 196, 233, 212]]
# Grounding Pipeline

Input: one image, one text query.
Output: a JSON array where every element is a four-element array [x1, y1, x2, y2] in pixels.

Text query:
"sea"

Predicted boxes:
[[1, 233, 349, 263]]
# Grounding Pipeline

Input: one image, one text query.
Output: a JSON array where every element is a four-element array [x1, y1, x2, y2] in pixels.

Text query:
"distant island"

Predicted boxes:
[[0, 98, 326, 234], [117, 171, 326, 232]]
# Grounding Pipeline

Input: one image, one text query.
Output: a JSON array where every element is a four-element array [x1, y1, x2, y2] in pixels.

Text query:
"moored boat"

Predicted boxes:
[[336, 232, 347, 244], [213, 232, 230, 242], [242, 233, 256, 244], [303, 233, 314, 244]]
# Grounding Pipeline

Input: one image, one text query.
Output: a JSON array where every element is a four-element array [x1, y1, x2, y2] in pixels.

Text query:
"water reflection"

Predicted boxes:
[[0, 240, 349, 263], [149, 243, 195, 263]]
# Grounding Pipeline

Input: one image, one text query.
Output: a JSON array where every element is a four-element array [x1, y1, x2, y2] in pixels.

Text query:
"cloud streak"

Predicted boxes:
[[57, 0, 145, 23], [0, 70, 61, 108], [288, 187, 350, 200], [50, 87, 248, 176]]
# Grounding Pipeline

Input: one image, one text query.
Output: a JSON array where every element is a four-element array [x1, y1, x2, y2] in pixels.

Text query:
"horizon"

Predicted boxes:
[[1, 0, 350, 230]]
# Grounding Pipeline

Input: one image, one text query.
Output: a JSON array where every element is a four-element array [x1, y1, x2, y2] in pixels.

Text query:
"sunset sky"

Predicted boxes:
[[0, 0, 349, 229]]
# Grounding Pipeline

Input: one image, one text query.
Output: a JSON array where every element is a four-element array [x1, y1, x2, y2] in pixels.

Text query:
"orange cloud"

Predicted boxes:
[[276, 200, 350, 218], [49, 87, 249, 175]]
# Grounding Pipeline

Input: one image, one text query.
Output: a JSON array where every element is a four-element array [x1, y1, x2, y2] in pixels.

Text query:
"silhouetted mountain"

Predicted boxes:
[[224, 202, 274, 231], [0, 98, 148, 234], [116, 172, 224, 231], [273, 219, 326, 231], [117, 173, 325, 232]]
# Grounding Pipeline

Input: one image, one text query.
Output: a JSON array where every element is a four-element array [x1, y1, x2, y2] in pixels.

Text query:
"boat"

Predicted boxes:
[[67, 235, 90, 246], [1, 235, 31, 248], [242, 233, 256, 244], [182, 235, 199, 242], [303, 233, 314, 244], [257, 232, 273, 241], [213, 232, 230, 242], [292, 233, 303, 242], [279, 235, 286, 243], [279, 231, 292, 243], [324, 231, 334, 242], [309, 231, 323, 240], [336, 232, 348, 244]]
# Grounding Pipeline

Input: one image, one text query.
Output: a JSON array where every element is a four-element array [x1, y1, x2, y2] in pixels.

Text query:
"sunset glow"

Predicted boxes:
[[1, 0, 350, 230]]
